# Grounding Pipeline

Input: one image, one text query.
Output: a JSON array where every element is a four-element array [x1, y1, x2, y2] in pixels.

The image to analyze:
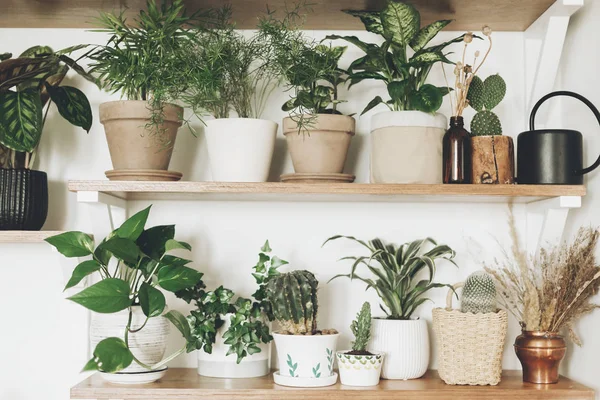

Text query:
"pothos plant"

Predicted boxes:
[[327, 1, 471, 115], [0, 46, 94, 169], [46, 206, 202, 373], [176, 240, 286, 363]]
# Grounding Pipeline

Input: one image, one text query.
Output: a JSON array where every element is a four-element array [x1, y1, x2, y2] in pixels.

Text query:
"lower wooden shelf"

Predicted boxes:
[[0, 230, 66, 243], [70, 368, 594, 400]]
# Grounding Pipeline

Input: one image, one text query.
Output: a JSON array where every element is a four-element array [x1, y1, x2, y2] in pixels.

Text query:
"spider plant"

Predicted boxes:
[[323, 235, 457, 320]]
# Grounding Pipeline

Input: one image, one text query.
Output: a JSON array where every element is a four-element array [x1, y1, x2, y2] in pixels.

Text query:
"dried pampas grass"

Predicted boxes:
[[485, 208, 600, 345]]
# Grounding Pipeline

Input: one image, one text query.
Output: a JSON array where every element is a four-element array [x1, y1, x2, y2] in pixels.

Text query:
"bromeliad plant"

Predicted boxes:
[[327, 1, 467, 115], [324, 236, 457, 320], [0, 46, 94, 169], [46, 206, 202, 373], [176, 240, 287, 363]]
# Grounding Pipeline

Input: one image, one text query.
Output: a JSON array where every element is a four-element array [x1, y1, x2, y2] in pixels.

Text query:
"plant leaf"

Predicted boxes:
[[361, 96, 385, 116], [115, 206, 151, 241], [343, 10, 384, 34], [165, 239, 192, 252], [467, 75, 485, 111], [137, 225, 175, 260], [0, 88, 42, 152], [64, 260, 102, 290], [408, 84, 443, 113], [138, 282, 166, 317], [164, 310, 191, 341], [380, 2, 420, 47], [45, 231, 94, 257], [158, 265, 202, 292], [409, 20, 452, 52], [97, 237, 139, 264], [67, 278, 131, 313], [83, 337, 133, 373], [387, 80, 410, 104], [45, 84, 92, 132]]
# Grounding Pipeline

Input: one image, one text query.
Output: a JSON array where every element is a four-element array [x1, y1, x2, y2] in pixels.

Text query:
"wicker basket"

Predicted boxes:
[[432, 282, 508, 386]]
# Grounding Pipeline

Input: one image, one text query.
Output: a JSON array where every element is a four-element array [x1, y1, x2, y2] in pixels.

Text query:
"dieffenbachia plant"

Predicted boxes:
[[46, 206, 202, 373], [327, 1, 469, 115], [0, 46, 94, 169]]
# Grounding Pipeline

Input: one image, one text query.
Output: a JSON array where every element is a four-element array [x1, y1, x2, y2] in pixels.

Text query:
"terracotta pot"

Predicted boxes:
[[514, 331, 566, 384], [283, 114, 355, 174], [99, 100, 183, 171], [470, 135, 515, 184]]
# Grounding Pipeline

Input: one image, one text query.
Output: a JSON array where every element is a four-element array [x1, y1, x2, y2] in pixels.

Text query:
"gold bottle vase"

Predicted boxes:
[[514, 331, 566, 384]]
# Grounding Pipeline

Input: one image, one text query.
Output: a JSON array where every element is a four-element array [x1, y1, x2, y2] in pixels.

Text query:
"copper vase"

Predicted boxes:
[[514, 331, 566, 384]]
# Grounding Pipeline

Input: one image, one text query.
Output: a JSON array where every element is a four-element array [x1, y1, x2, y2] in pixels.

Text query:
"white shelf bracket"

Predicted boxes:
[[525, 0, 583, 126], [77, 190, 128, 246]]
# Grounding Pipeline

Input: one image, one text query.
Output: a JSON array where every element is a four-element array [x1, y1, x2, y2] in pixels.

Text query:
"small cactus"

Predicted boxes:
[[460, 271, 497, 314], [266, 270, 319, 334], [467, 74, 506, 136], [350, 302, 371, 352]]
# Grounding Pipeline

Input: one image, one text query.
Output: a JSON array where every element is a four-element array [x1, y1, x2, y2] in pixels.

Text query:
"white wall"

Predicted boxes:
[[0, 25, 558, 400]]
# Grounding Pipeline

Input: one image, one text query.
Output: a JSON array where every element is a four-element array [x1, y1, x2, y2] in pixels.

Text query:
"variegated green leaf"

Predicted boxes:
[[423, 33, 481, 54], [361, 96, 385, 116], [409, 51, 451, 67], [343, 10, 384, 35], [380, 2, 420, 47], [408, 84, 443, 113], [19, 46, 54, 58], [46, 84, 93, 132], [348, 71, 387, 88], [409, 20, 452, 52], [0, 53, 11, 62], [325, 35, 371, 53], [0, 57, 55, 91], [0, 88, 43, 152]]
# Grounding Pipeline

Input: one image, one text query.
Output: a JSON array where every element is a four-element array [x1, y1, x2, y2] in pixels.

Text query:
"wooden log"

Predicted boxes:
[[470, 136, 515, 184]]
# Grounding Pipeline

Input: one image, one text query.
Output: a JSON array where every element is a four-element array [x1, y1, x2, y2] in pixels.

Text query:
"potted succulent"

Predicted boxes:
[[183, 7, 281, 182], [328, 2, 464, 183], [86, 0, 198, 181], [324, 235, 456, 379], [267, 270, 339, 387], [336, 302, 384, 387], [46, 206, 202, 384], [0, 46, 93, 230], [258, 6, 356, 183], [485, 210, 600, 384], [467, 74, 515, 184], [176, 240, 287, 378]]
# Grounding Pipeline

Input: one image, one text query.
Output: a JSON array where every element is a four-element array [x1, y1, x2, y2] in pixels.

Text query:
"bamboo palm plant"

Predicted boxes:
[[324, 236, 457, 319]]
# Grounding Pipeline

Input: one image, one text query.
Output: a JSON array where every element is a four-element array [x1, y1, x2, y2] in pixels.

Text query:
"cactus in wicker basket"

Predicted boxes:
[[467, 74, 506, 136], [460, 271, 497, 314]]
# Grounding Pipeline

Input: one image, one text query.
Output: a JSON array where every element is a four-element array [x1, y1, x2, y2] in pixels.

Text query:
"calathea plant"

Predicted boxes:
[[46, 206, 202, 373], [324, 236, 457, 319], [0, 46, 94, 169], [327, 1, 468, 115]]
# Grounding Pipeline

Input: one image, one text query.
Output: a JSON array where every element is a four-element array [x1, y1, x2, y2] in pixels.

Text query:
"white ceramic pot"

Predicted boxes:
[[368, 318, 429, 380], [273, 333, 338, 380], [205, 118, 278, 182], [90, 306, 170, 374], [370, 111, 447, 183], [197, 314, 270, 378], [336, 350, 384, 386]]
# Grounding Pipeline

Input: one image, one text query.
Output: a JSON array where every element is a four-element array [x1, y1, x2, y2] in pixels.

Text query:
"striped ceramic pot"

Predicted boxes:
[[368, 318, 429, 379]]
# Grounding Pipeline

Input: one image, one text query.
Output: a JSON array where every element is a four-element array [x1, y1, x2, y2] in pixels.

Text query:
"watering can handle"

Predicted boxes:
[[530, 90, 600, 175]]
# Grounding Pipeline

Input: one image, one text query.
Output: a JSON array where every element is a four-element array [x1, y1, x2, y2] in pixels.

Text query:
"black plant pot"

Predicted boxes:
[[0, 169, 48, 230]]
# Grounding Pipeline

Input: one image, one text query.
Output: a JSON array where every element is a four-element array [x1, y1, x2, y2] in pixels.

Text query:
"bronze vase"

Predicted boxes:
[[514, 331, 566, 384]]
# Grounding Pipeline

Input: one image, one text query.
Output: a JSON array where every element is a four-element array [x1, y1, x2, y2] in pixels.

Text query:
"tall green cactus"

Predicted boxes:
[[266, 270, 319, 334], [351, 302, 371, 352], [460, 271, 497, 314], [467, 74, 506, 136]]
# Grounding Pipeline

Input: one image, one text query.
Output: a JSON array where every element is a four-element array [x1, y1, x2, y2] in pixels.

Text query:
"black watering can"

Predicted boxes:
[[517, 91, 600, 184]]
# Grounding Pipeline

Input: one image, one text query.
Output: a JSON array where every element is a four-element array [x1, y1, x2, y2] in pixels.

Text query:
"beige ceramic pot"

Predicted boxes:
[[283, 114, 355, 174], [470, 135, 515, 184], [99, 100, 183, 171]]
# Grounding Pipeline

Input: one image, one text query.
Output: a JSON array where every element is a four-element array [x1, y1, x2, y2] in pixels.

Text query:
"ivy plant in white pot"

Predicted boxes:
[[328, 1, 469, 184], [324, 235, 457, 380]]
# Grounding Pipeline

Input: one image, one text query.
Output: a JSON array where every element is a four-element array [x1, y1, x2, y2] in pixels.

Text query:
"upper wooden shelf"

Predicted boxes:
[[70, 368, 594, 400], [0, 231, 66, 243], [1, 0, 555, 31], [68, 180, 585, 204]]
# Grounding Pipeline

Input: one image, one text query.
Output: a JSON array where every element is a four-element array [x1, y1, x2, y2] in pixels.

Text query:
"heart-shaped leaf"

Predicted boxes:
[[97, 237, 139, 264], [67, 278, 131, 313], [45, 231, 94, 257], [138, 282, 166, 318], [115, 206, 151, 241], [409, 84, 443, 113], [0, 88, 43, 152], [137, 225, 175, 260], [164, 310, 191, 341], [83, 337, 133, 373], [165, 239, 191, 252], [158, 265, 202, 292], [64, 260, 102, 290]]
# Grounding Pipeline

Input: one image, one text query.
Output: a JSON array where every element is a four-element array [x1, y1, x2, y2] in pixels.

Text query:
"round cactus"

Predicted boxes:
[[483, 74, 506, 110], [471, 110, 502, 136], [467, 75, 485, 112], [266, 270, 319, 334], [460, 271, 497, 314]]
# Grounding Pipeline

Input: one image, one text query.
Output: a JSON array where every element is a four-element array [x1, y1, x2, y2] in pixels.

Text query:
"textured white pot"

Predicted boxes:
[[273, 333, 338, 380], [368, 318, 429, 380], [90, 306, 170, 374], [336, 351, 384, 386], [370, 111, 447, 184], [205, 118, 278, 182], [198, 314, 270, 378]]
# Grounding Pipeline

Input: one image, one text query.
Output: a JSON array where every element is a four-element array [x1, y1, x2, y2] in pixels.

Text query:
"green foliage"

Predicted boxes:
[[265, 270, 319, 334], [324, 235, 457, 320], [350, 302, 372, 352], [0, 45, 94, 168], [329, 1, 466, 114], [467, 74, 506, 136], [47, 205, 202, 373], [460, 271, 497, 314]]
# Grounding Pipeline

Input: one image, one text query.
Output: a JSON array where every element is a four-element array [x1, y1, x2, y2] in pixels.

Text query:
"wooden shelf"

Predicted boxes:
[[2, 0, 554, 31], [71, 368, 594, 400], [68, 180, 586, 204], [0, 231, 66, 243]]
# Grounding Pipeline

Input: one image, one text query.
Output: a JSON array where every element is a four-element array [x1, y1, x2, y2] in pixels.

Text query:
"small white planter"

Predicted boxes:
[[368, 318, 429, 380], [370, 111, 447, 184], [272, 332, 338, 386], [90, 307, 170, 375], [197, 314, 270, 378], [205, 118, 278, 182], [336, 351, 384, 386]]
